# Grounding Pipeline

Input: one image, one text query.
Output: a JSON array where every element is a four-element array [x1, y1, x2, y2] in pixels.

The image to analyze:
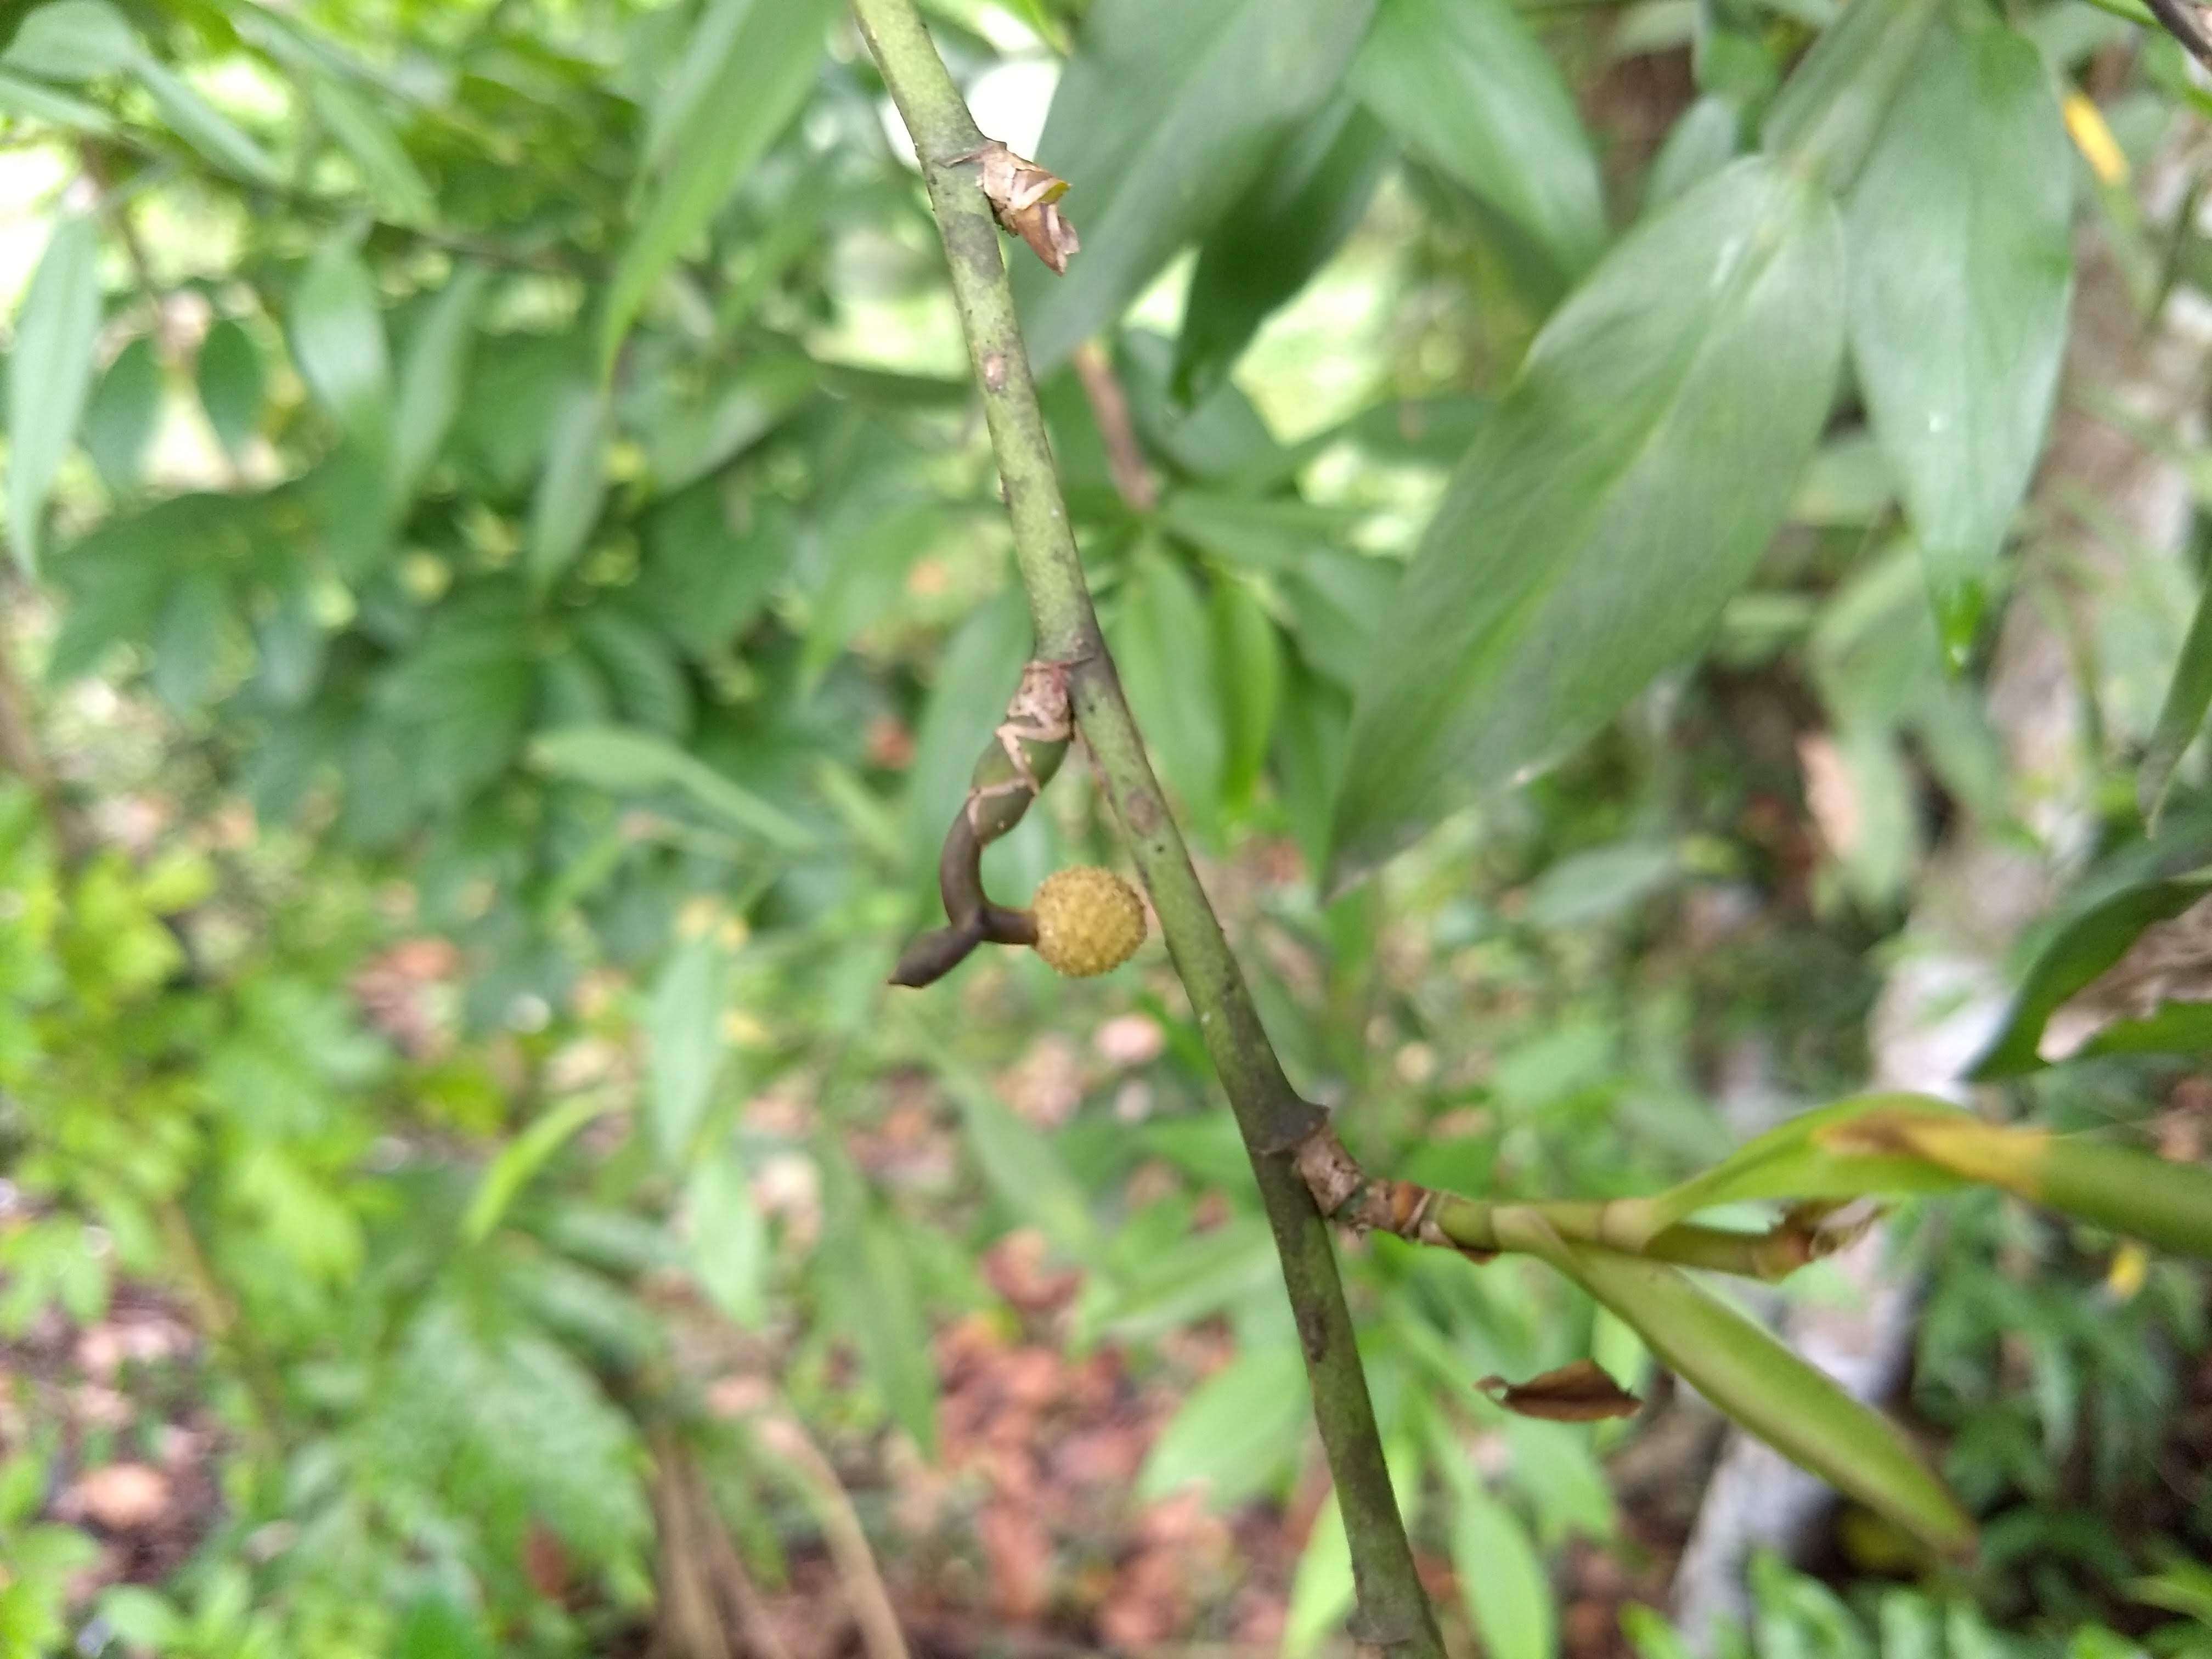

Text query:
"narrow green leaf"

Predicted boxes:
[[1351, 0, 1604, 300], [1110, 543, 1224, 831], [1451, 1491, 1558, 1659], [647, 928, 732, 1164], [0, 67, 112, 131], [1210, 574, 1283, 808], [3, 0, 137, 79], [1138, 1340, 1308, 1505], [309, 72, 435, 224], [932, 1046, 1102, 1262], [1530, 1234, 1973, 1558], [134, 54, 284, 188], [195, 316, 262, 460], [393, 265, 489, 490], [527, 385, 610, 590], [1328, 159, 1844, 889], [527, 724, 815, 850], [8, 211, 101, 572], [1760, 0, 1943, 190], [684, 1147, 767, 1327], [81, 331, 159, 494], [598, 0, 836, 377], [903, 587, 1030, 884], [461, 1094, 613, 1243], [1015, 0, 1378, 375], [290, 237, 391, 455], [1846, 15, 2073, 655], [1644, 95, 1743, 213], [1969, 871, 2212, 1078], [150, 565, 229, 711], [2141, 580, 2212, 830], [1173, 97, 1392, 404]]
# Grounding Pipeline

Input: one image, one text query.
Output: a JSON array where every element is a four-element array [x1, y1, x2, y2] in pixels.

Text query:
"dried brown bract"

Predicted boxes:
[[962, 140, 1080, 274], [1476, 1359, 1643, 1424]]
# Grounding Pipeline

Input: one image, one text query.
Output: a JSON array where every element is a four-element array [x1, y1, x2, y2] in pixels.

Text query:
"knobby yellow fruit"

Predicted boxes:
[[1030, 866, 1146, 977]]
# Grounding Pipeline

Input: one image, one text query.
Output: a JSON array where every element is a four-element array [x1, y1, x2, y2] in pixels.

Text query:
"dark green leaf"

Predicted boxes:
[[599, 0, 836, 376], [1970, 871, 2212, 1078], [150, 566, 230, 712], [81, 333, 159, 494], [1847, 15, 2073, 654], [1173, 97, 1392, 404], [1329, 159, 1844, 888], [1351, 0, 1604, 300], [195, 317, 263, 461], [1016, 0, 1378, 373], [576, 606, 692, 737], [1211, 575, 1283, 808], [461, 1096, 613, 1242], [635, 484, 794, 658], [8, 211, 100, 572], [2141, 579, 2212, 830]]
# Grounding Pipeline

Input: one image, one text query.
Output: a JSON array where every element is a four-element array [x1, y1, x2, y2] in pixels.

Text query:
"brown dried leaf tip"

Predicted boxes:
[[1476, 1359, 1641, 1424], [964, 140, 1079, 274]]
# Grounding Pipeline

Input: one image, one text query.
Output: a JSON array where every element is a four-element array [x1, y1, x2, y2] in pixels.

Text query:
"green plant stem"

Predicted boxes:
[[850, 3, 1444, 1652]]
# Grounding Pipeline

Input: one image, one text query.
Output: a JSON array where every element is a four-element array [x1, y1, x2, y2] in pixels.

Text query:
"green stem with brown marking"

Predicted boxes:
[[850, 2, 1444, 1651]]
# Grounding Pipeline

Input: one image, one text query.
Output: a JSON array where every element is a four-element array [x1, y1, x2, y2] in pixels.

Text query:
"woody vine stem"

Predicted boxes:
[[849, 1, 1446, 1651]]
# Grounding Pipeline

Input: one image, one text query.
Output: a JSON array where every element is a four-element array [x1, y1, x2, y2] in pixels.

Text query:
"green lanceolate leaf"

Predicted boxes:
[[1761, 0, 1943, 190], [8, 211, 101, 573], [81, 331, 159, 495], [1173, 97, 1393, 404], [1970, 870, 2212, 1077], [1449, 1490, 1557, 1659], [393, 264, 488, 490], [1137, 1340, 1308, 1506], [309, 71, 435, 225], [1110, 543, 1225, 833], [527, 724, 814, 850], [461, 1095, 614, 1242], [1846, 14, 2073, 655], [647, 926, 733, 1163], [290, 236, 391, 457], [195, 317, 262, 460], [1350, 0, 1604, 301], [599, 0, 836, 376], [1015, 0, 1378, 375], [1327, 158, 1844, 889], [2141, 579, 2212, 830], [1210, 574, 1284, 809], [1522, 1231, 1973, 1559]]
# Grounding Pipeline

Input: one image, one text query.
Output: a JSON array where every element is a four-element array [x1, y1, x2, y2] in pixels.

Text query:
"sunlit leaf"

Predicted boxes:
[[1015, 0, 1378, 374], [2141, 581, 2212, 831], [8, 211, 101, 572], [528, 725, 814, 850], [1351, 0, 1604, 300]]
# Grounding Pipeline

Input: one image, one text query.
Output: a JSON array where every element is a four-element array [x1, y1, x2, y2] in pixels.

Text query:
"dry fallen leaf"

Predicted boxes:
[[964, 140, 1080, 275], [1476, 1359, 1642, 1423]]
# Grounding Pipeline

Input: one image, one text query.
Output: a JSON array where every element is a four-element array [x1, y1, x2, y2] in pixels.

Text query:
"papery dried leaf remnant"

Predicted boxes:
[[964, 140, 1080, 274], [1476, 1359, 1642, 1423]]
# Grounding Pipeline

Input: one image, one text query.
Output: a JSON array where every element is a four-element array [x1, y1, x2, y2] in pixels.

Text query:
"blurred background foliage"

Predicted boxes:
[[2, 0, 2212, 1655]]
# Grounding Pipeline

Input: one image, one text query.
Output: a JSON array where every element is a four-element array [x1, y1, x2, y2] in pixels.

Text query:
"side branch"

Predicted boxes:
[[1293, 1126, 1874, 1282]]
